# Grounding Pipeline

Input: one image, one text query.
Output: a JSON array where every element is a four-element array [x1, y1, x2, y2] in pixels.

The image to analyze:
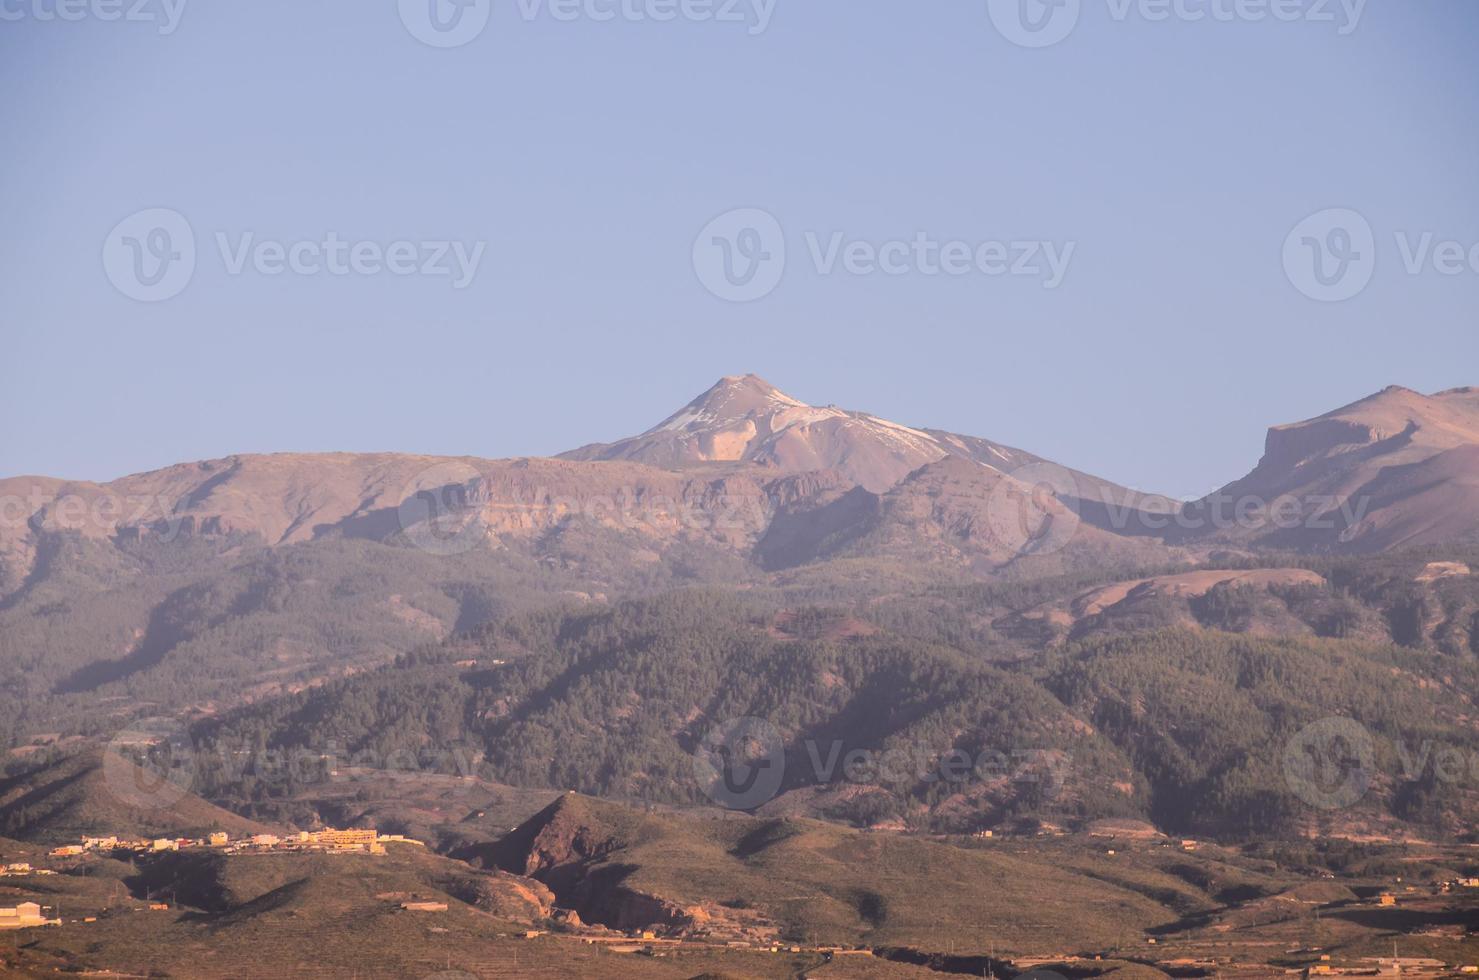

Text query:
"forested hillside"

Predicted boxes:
[[190, 589, 1479, 842]]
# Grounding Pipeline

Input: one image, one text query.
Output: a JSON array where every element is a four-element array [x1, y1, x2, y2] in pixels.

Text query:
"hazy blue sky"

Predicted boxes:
[[2, 0, 1476, 498]]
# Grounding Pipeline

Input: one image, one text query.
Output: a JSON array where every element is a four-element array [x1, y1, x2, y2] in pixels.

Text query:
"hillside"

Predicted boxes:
[[785, 455, 1179, 574], [0, 749, 269, 842], [466, 792, 1175, 954], [1183, 385, 1479, 552], [460, 794, 1479, 970], [191, 591, 1479, 842]]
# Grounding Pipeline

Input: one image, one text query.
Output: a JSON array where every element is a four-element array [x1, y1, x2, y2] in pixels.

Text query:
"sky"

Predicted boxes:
[[2, 0, 1477, 499]]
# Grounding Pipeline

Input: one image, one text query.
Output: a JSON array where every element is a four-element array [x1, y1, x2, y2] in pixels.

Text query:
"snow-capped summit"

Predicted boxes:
[[563, 374, 1063, 493]]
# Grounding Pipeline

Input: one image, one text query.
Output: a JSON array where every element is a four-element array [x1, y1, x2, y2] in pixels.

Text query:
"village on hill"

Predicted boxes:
[[43, 826, 423, 861]]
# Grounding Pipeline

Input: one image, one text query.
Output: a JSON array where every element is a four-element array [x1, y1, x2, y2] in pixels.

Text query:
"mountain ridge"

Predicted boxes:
[[1183, 383, 1479, 552]]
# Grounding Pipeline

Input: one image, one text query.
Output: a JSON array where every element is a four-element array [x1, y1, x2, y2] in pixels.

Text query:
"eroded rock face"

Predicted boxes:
[[448, 870, 555, 920], [1190, 385, 1479, 552], [462, 796, 704, 933]]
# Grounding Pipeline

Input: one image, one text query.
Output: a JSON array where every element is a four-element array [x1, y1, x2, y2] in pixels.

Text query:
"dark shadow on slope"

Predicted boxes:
[[53, 588, 197, 693], [754, 486, 879, 570]]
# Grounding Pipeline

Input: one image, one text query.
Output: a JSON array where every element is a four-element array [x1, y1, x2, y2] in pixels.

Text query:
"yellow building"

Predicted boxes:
[[311, 828, 379, 850], [0, 903, 58, 930]]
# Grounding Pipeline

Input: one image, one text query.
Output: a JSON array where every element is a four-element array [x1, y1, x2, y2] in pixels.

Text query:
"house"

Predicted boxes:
[[0, 902, 58, 930], [1459, 877, 1479, 888], [150, 838, 178, 852], [49, 845, 83, 857], [1378, 893, 1397, 907], [208, 832, 229, 847]]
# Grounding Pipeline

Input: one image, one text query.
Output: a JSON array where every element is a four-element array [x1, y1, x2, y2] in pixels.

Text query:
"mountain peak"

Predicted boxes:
[[679, 375, 810, 423], [718, 372, 779, 388], [561, 375, 1048, 492]]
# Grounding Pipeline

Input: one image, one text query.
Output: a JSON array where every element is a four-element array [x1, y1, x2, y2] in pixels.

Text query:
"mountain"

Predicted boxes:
[[7, 377, 1479, 778], [561, 374, 1150, 508], [562, 374, 955, 492], [0, 379, 1182, 736], [1183, 385, 1479, 552]]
